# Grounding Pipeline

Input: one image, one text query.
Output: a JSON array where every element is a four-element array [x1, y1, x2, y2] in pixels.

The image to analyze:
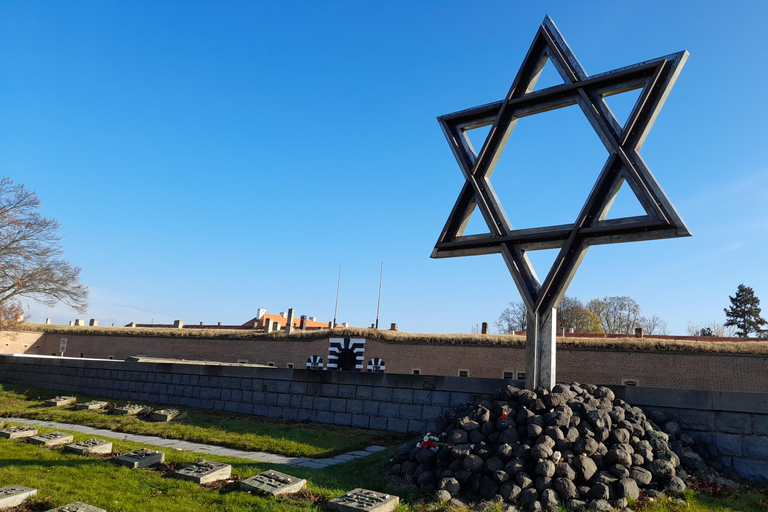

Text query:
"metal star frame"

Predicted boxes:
[[432, 16, 690, 390]]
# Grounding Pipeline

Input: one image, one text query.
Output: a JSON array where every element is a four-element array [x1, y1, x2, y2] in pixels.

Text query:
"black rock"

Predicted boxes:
[[463, 454, 483, 472], [451, 445, 471, 459], [415, 448, 437, 466], [457, 417, 480, 432], [617, 478, 640, 500], [535, 476, 552, 492], [541, 488, 560, 508], [479, 475, 499, 499], [497, 443, 515, 461], [588, 482, 611, 500], [454, 469, 472, 484], [481, 421, 496, 437], [470, 430, 487, 444], [536, 460, 556, 478], [484, 456, 505, 473], [553, 477, 579, 502], [554, 462, 577, 481], [499, 427, 520, 445], [506, 458, 526, 475], [417, 470, 437, 488], [648, 459, 676, 481], [574, 454, 598, 481], [439, 477, 461, 495], [401, 460, 417, 477], [664, 476, 686, 494], [629, 466, 652, 486], [492, 469, 510, 485], [609, 464, 630, 479], [500, 481, 522, 502], [588, 499, 613, 512], [517, 471, 534, 490], [449, 429, 469, 445]]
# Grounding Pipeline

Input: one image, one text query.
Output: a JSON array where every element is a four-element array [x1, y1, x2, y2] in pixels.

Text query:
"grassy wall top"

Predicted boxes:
[[17, 323, 768, 355]]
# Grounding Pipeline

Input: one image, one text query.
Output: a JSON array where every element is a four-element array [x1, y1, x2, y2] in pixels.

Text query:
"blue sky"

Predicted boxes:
[[2, 1, 767, 334]]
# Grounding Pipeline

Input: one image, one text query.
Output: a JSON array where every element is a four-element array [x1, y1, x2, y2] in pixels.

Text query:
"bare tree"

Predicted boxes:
[[496, 301, 527, 334], [587, 296, 643, 334], [0, 178, 88, 317], [639, 314, 669, 335], [686, 321, 736, 337]]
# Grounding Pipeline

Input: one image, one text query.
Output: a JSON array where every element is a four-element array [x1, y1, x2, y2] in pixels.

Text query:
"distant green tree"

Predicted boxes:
[[724, 284, 767, 338]]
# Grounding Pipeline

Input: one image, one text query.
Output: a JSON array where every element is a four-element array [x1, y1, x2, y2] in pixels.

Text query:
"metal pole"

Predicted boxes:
[[375, 262, 383, 329], [525, 307, 557, 391], [333, 263, 341, 327]]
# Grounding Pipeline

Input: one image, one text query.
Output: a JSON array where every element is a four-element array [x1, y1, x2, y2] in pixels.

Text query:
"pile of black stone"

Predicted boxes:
[[389, 383, 728, 511]]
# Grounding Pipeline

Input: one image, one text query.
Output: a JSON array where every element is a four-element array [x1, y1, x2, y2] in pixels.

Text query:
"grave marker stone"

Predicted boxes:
[[328, 489, 399, 512], [65, 438, 113, 455], [74, 401, 108, 411], [44, 396, 76, 407], [112, 404, 147, 415], [45, 502, 106, 512], [0, 426, 38, 439], [28, 432, 74, 447], [151, 409, 179, 422], [174, 458, 232, 484], [0, 485, 38, 509], [112, 448, 165, 468], [240, 470, 306, 496]]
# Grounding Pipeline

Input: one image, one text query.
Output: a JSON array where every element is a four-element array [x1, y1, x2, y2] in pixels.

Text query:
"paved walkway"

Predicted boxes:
[[1, 417, 385, 469]]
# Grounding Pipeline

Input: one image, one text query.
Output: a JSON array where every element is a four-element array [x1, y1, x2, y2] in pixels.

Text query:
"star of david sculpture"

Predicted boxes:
[[432, 16, 690, 391]]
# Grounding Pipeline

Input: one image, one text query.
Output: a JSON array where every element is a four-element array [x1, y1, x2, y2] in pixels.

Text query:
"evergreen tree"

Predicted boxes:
[[724, 284, 767, 338]]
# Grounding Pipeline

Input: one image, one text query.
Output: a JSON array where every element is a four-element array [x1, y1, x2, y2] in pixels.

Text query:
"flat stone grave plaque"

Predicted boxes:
[[174, 458, 232, 484], [112, 448, 165, 468], [65, 438, 113, 455], [0, 485, 38, 509], [112, 404, 147, 415], [44, 396, 76, 407], [46, 502, 106, 512], [240, 469, 306, 496], [28, 432, 74, 447], [151, 409, 180, 422], [0, 426, 38, 439], [74, 401, 108, 411], [328, 489, 399, 512]]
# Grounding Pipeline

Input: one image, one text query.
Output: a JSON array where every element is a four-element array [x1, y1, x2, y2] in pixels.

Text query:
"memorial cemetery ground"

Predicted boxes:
[[2, 383, 768, 512], [0, 383, 404, 457]]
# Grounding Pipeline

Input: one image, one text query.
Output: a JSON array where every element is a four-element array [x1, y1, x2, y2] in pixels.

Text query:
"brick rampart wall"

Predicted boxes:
[[0, 354, 766, 481], [3, 331, 767, 393]]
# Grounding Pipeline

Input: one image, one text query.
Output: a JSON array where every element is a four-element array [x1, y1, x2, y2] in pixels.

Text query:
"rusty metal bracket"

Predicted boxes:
[[432, 16, 689, 390]]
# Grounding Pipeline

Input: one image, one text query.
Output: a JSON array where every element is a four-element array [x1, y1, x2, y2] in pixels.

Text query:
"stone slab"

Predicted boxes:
[[0, 426, 38, 439], [28, 432, 74, 447], [328, 488, 399, 512], [64, 438, 113, 455], [46, 502, 106, 512], [0, 485, 38, 509], [112, 405, 147, 415], [74, 401, 108, 411], [112, 448, 164, 468], [151, 409, 180, 422], [44, 396, 76, 408], [240, 470, 306, 496], [174, 459, 232, 484]]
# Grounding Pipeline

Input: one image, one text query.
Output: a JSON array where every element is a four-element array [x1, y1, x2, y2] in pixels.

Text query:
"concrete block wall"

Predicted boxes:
[[0, 355, 506, 434], [1, 354, 767, 481], [625, 387, 768, 481]]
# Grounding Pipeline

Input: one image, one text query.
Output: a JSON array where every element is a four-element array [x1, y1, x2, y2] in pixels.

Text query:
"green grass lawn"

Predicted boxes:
[[2, 383, 768, 512], [0, 383, 406, 458]]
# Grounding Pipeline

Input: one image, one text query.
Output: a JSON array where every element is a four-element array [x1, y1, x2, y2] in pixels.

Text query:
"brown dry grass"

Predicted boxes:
[[19, 323, 768, 354]]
